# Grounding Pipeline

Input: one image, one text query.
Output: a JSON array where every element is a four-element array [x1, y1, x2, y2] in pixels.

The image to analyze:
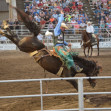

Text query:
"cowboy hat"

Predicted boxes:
[[61, 23, 69, 29], [45, 30, 53, 36], [87, 21, 92, 24]]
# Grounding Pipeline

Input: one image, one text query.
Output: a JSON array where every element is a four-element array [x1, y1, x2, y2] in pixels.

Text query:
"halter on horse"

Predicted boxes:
[[81, 30, 99, 57]]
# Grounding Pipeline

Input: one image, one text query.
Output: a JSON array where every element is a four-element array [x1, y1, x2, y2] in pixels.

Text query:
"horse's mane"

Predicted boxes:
[[74, 56, 96, 67], [73, 55, 97, 74]]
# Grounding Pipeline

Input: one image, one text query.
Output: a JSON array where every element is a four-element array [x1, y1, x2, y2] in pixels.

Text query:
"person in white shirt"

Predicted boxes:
[[80, 20, 86, 29], [86, 21, 97, 44]]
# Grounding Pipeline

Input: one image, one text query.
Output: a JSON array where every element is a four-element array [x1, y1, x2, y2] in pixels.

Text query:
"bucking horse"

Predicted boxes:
[[0, 6, 102, 100]]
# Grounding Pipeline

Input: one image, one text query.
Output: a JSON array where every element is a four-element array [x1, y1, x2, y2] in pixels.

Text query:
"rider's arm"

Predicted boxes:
[[54, 14, 64, 36], [64, 41, 68, 46]]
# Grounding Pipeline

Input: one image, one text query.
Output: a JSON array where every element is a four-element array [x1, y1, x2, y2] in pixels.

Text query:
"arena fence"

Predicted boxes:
[[0, 76, 111, 111]]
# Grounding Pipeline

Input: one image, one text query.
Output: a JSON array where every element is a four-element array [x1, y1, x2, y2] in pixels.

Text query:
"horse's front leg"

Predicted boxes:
[[97, 42, 99, 56], [88, 47, 90, 57], [90, 46, 93, 56]]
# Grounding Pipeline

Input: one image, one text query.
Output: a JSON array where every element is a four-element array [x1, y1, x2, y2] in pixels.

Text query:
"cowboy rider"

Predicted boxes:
[[86, 21, 97, 45], [45, 10, 83, 73]]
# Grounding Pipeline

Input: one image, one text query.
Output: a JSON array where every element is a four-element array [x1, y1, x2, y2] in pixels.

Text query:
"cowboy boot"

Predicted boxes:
[[72, 64, 83, 73], [75, 65, 83, 73]]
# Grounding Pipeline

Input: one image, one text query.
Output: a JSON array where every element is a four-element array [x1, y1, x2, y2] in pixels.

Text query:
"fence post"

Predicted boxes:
[[40, 80, 43, 111], [78, 78, 84, 111]]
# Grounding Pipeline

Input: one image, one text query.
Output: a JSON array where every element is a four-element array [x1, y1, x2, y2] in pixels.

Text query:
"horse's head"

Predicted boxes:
[[86, 61, 102, 88]]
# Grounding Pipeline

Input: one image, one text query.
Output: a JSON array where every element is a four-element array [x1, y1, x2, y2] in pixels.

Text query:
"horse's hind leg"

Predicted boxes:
[[2, 21, 15, 36], [83, 47, 87, 57]]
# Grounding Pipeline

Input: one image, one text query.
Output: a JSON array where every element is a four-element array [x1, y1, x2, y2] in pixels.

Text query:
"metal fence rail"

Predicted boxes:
[[0, 76, 111, 111]]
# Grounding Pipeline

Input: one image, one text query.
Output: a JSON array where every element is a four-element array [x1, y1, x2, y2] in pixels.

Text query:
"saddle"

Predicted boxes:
[[29, 48, 64, 76], [86, 32, 97, 45]]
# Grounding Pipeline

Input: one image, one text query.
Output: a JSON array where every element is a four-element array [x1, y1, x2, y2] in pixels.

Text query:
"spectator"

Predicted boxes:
[[65, 15, 71, 22], [48, 22, 54, 30], [106, 20, 111, 29], [34, 13, 41, 23], [25, 7, 31, 15], [78, 0, 83, 10], [80, 20, 86, 29], [70, 17, 77, 28], [9, 19, 14, 30], [52, 11, 58, 20], [14, 19, 20, 30], [44, 15, 50, 24], [39, 10, 45, 18], [77, 17, 82, 24], [64, 6, 70, 13], [74, 22, 80, 34], [98, 30, 104, 41]]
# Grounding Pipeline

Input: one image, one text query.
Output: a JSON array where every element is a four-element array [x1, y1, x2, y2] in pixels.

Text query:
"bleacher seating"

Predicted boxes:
[[0, 0, 111, 41]]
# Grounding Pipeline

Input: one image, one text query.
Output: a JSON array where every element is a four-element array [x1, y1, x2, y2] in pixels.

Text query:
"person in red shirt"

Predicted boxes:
[[38, 2, 43, 7], [63, 6, 70, 13], [78, 1, 83, 10], [72, 3, 77, 10]]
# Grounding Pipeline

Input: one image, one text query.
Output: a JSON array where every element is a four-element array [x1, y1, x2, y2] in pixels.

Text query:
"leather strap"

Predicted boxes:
[[56, 66, 64, 77]]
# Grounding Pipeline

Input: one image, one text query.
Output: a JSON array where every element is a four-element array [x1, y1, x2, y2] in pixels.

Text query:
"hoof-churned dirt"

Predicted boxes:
[[0, 49, 111, 111]]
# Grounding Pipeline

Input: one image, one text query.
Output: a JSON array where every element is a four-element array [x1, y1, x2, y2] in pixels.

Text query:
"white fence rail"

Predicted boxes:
[[0, 76, 111, 111]]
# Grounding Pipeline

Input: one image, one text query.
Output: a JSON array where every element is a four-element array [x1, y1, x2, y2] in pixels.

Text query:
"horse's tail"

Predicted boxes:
[[10, 5, 41, 36]]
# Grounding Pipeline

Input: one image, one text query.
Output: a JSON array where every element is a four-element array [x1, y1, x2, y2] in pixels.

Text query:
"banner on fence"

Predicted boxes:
[[0, 41, 111, 50], [93, 42, 111, 48]]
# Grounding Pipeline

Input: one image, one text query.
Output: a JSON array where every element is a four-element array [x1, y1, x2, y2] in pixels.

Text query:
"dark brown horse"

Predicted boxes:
[[0, 6, 102, 95], [81, 30, 100, 57]]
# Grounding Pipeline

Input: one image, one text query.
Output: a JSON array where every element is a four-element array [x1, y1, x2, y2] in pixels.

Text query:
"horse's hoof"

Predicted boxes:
[[0, 30, 4, 34], [4, 24, 9, 29]]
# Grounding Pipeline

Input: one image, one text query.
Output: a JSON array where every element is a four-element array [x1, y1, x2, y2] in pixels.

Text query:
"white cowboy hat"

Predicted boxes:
[[45, 31, 53, 36], [87, 21, 92, 24], [61, 23, 69, 29]]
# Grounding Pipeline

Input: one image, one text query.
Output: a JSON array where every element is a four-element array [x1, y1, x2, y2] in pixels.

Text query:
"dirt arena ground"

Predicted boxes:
[[0, 48, 111, 111]]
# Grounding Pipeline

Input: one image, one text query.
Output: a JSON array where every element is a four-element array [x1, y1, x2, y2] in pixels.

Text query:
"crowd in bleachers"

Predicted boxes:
[[0, 0, 111, 37], [90, 0, 111, 30], [24, 0, 89, 30]]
